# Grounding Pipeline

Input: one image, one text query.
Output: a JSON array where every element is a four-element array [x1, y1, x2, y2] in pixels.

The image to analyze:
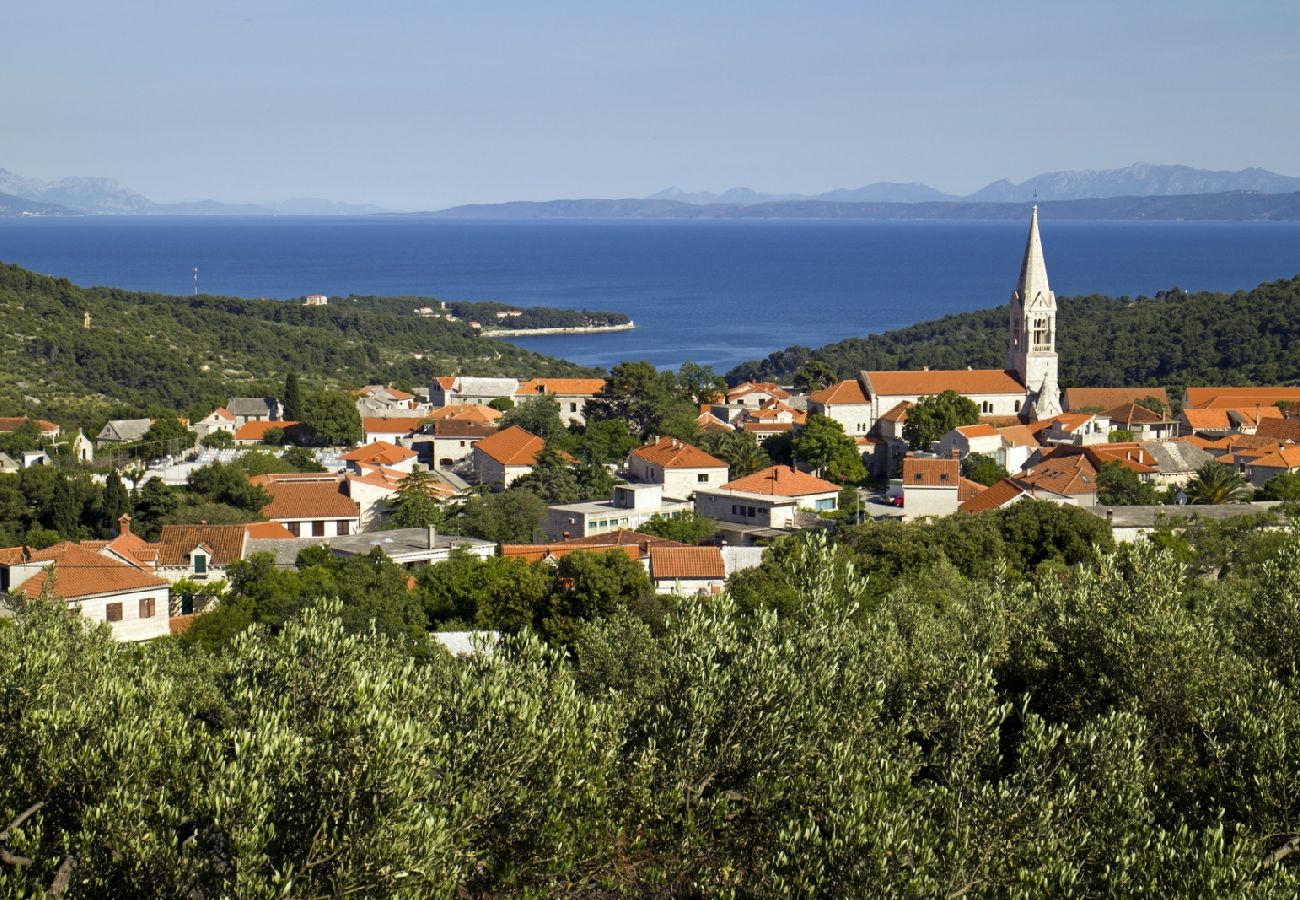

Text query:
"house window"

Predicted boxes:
[[1032, 317, 1051, 349], [1014, 400, 1022, 413], [193, 553, 207, 576], [139, 597, 156, 618], [697, 473, 709, 483], [337, 521, 351, 536], [286, 522, 301, 537], [815, 498, 835, 511], [857, 422, 866, 432], [312, 521, 326, 537], [106, 602, 123, 622], [981, 401, 994, 414], [569, 402, 578, 412]]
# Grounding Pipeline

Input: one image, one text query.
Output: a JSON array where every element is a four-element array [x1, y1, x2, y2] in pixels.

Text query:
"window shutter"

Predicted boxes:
[[106, 602, 123, 622]]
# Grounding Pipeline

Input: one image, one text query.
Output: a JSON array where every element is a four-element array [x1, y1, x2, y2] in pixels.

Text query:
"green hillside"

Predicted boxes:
[[0, 262, 597, 425], [727, 275, 1300, 392]]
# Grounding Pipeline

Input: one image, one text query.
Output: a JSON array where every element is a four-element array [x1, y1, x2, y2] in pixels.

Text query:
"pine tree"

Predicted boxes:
[[102, 470, 130, 535], [283, 372, 304, 421]]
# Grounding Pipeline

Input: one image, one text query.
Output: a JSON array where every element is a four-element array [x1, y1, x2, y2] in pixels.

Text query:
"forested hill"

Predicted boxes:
[[0, 262, 596, 421], [726, 275, 1300, 391]]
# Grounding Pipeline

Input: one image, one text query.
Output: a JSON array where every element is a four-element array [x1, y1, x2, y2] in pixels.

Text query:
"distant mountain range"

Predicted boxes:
[[425, 190, 1300, 222], [643, 163, 1300, 206], [0, 167, 390, 216]]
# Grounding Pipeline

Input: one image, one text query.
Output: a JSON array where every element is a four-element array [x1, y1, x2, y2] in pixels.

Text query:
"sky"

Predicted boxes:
[[5, 0, 1299, 210]]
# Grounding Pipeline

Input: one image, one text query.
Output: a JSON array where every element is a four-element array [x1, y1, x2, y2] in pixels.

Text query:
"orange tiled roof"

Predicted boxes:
[[433, 420, 498, 438], [808, 379, 869, 405], [1249, 446, 1300, 470], [864, 369, 1025, 397], [1044, 412, 1097, 434], [233, 420, 302, 442], [960, 479, 1025, 514], [261, 480, 360, 520], [1014, 454, 1098, 497], [696, 412, 734, 432], [515, 378, 607, 397], [878, 401, 913, 423], [955, 424, 999, 438], [1180, 409, 1233, 431], [342, 441, 418, 466], [11, 543, 168, 599], [361, 417, 429, 436], [208, 407, 235, 421], [157, 524, 248, 567], [424, 404, 501, 424], [1107, 402, 1166, 425], [958, 477, 985, 502], [630, 437, 727, 470], [720, 465, 840, 496], [727, 381, 790, 401], [1257, 417, 1300, 443], [0, 417, 59, 434], [903, 457, 960, 487], [245, 521, 297, 540], [1184, 387, 1300, 409], [1065, 387, 1169, 412], [649, 546, 725, 580], [474, 425, 545, 466]]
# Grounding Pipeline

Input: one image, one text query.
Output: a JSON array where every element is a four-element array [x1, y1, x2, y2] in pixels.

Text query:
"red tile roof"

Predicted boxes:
[[233, 420, 302, 442], [1014, 454, 1098, 497], [157, 524, 248, 566], [260, 480, 360, 520], [727, 381, 790, 401], [433, 420, 498, 438], [720, 465, 840, 497], [649, 546, 725, 580], [808, 379, 869, 405], [903, 457, 960, 487], [1248, 446, 1300, 471], [515, 378, 607, 397], [955, 424, 1000, 438], [1180, 409, 1233, 431], [630, 437, 727, 470], [878, 401, 913, 423], [696, 412, 734, 432], [1184, 387, 1300, 409], [474, 425, 545, 466], [244, 521, 297, 540], [1107, 402, 1167, 426], [958, 477, 986, 502], [865, 369, 1024, 397], [505, 531, 689, 563], [0, 417, 59, 435], [342, 441, 417, 466], [1257, 417, 1300, 443], [1043, 412, 1097, 434], [10, 543, 168, 599], [1065, 387, 1169, 412], [424, 404, 502, 423], [960, 479, 1026, 514]]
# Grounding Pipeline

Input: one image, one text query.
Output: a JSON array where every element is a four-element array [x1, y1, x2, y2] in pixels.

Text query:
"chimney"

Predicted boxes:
[[922, 365, 930, 372], [562, 531, 571, 540], [118, 513, 132, 536], [1106, 509, 1114, 523], [426, 524, 436, 550]]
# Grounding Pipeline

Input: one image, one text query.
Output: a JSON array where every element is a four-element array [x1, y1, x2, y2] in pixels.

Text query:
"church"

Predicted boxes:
[[807, 205, 1063, 437]]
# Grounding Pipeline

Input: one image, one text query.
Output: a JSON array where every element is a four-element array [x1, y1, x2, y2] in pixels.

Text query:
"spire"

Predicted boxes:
[[1015, 204, 1051, 306]]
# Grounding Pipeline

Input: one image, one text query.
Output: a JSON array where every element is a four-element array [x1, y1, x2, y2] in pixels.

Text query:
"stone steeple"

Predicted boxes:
[[1006, 205, 1062, 420]]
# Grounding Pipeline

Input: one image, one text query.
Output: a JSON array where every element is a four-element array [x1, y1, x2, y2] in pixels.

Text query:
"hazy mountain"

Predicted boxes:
[[814, 182, 957, 203], [0, 191, 78, 217], [646, 186, 804, 205], [968, 163, 1300, 202], [0, 166, 391, 215], [427, 190, 1300, 221]]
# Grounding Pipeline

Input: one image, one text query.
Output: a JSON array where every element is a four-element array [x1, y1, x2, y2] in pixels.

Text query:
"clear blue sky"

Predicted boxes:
[[5, 0, 1298, 209]]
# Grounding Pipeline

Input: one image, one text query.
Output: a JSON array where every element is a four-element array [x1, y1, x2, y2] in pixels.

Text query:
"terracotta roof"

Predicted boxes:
[[630, 437, 727, 470], [515, 378, 607, 397], [1257, 418, 1300, 443], [101, 528, 159, 570], [903, 457, 960, 487], [233, 420, 302, 442], [245, 521, 297, 540], [808, 379, 869, 405], [727, 381, 790, 401], [1184, 387, 1300, 409], [474, 425, 545, 466], [1014, 454, 1098, 497], [9, 543, 167, 599], [864, 369, 1024, 397], [720, 465, 840, 497], [1107, 402, 1166, 426], [157, 524, 248, 567], [960, 479, 1025, 514], [696, 412, 734, 432], [208, 407, 235, 421], [649, 546, 725, 580], [342, 441, 417, 466], [1084, 443, 1158, 474], [954, 424, 1000, 438], [1248, 446, 1300, 471], [1181, 409, 1233, 431], [0, 417, 59, 434], [1065, 387, 1168, 412], [432, 376, 457, 390], [958, 477, 985, 502], [261, 480, 360, 520], [504, 532, 687, 562], [424, 404, 501, 424], [879, 401, 913, 423], [979, 415, 1024, 428], [433, 420, 498, 438], [361, 417, 429, 436], [381, 386, 416, 401], [1044, 412, 1097, 434]]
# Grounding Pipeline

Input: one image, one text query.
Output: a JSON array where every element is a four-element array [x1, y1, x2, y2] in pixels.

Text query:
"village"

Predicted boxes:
[[1, 208, 1298, 643]]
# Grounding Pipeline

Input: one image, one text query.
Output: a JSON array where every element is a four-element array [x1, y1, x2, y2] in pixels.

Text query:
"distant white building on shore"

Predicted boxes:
[[304, 294, 329, 306]]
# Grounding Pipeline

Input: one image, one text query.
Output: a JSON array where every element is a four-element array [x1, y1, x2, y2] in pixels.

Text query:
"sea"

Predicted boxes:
[[1, 216, 1298, 373]]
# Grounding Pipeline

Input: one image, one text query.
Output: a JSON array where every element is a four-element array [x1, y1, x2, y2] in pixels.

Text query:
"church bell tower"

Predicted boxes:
[[1006, 205, 1062, 420]]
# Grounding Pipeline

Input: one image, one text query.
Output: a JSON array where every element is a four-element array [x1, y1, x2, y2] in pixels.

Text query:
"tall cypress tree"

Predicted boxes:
[[102, 470, 130, 536], [50, 474, 81, 539], [283, 372, 303, 421]]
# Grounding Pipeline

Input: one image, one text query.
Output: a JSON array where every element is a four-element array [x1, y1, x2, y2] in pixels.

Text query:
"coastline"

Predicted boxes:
[[482, 321, 636, 337]]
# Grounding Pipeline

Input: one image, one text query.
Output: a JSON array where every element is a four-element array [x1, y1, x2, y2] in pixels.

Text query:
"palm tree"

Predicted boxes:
[[1186, 461, 1254, 505]]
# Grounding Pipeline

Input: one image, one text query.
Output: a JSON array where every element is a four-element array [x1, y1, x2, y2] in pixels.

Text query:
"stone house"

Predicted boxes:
[[627, 437, 729, 500]]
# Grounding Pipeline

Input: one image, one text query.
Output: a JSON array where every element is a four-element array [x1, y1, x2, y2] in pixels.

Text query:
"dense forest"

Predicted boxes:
[[727, 276, 1300, 393], [0, 263, 596, 425], [6, 507, 1300, 894]]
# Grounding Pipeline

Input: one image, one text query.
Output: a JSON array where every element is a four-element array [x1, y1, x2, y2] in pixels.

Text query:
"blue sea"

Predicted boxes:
[[1, 216, 1297, 372]]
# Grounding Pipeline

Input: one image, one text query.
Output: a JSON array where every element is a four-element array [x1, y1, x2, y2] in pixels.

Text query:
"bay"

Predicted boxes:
[[1, 215, 1297, 373]]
